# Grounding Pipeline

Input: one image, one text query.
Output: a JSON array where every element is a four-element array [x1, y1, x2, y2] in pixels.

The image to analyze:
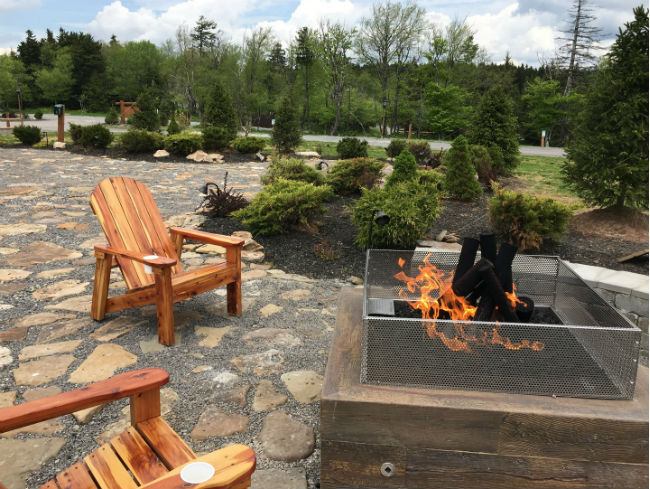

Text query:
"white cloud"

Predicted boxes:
[[0, 0, 40, 13], [468, 3, 559, 65]]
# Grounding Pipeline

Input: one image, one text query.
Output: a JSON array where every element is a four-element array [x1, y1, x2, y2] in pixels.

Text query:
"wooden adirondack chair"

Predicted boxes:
[[89, 177, 244, 346], [0, 368, 255, 489]]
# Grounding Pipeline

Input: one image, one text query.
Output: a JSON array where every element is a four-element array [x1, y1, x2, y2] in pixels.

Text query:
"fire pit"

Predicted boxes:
[[362, 249, 641, 399], [320, 248, 648, 489]]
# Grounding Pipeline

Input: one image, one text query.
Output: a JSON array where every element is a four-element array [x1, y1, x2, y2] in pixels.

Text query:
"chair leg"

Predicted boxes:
[[227, 279, 242, 315], [153, 267, 175, 346], [91, 252, 112, 320]]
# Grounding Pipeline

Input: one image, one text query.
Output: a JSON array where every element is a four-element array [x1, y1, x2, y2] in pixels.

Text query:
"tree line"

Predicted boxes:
[[0, 1, 639, 149]]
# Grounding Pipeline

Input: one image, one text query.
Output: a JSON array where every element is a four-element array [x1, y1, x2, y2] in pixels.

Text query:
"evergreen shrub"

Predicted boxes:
[[336, 137, 368, 159], [386, 139, 407, 158], [120, 130, 163, 153], [69, 123, 83, 143], [488, 184, 572, 251], [79, 124, 113, 149], [386, 150, 418, 186], [407, 139, 432, 165], [261, 158, 325, 186], [470, 144, 498, 185], [325, 158, 384, 194], [467, 85, 520, 174], [13, 125, 42, 145], [202, 126, 231, 151], [131, 90, 160, 131], [104, 108, 119, 125], [233, 179, 334, 235], [167, 114, 180, 135], [203, 82, 238, 140], [231, 136, 266, 154], [164, 131, 203, 155], [443, 135, 482, 201], [272, 92, 302, 152], [34, 110, 43, 120], [352, 179, 441, 249]]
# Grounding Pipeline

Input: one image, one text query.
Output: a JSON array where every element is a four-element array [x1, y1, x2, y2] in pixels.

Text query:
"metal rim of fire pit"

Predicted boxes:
[[361, 249, 641, 400]]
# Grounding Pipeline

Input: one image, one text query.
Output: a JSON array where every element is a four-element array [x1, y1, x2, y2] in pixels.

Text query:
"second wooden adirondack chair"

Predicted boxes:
[[89, 177, 244, 345]]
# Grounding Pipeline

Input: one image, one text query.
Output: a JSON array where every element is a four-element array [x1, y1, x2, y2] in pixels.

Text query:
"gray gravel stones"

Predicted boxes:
[[0, 148, 341, 488]]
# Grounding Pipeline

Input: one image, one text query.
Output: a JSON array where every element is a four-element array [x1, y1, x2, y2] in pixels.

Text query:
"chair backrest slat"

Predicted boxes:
[[90, 177, 182, 290]]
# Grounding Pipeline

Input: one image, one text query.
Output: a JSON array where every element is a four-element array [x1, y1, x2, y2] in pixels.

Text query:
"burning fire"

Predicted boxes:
[[394, 254, 545, 353]]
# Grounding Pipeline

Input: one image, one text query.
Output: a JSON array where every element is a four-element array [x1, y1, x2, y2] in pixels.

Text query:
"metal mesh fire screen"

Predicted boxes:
[[361, 250, 641, 400]]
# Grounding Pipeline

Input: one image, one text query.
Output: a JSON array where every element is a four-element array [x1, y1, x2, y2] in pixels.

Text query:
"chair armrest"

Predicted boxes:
[[94, 244, 177, 268], [139, 444, 255, 489], [169, 227, 245, 248], [0, 368, 169, 433]]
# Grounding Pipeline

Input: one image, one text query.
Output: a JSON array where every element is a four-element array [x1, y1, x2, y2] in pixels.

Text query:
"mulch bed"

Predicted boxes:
[[202, 192, 648, 280]]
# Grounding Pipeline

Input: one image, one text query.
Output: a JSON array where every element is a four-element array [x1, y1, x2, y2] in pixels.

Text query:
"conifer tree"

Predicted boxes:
[[444, 135, 482, 201], [131, 89, 160, 131], [272, 92, 302, 152], [203, 82, 238, 140], [563, 6, 649, 209], [467, 85, 519, 174], [386, 149, 417, 186]]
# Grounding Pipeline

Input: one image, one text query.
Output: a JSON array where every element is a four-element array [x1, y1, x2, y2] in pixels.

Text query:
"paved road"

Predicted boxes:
[[15, 114, 565, 157]]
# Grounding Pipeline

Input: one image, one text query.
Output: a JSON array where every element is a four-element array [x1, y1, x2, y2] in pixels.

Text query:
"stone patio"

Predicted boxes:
[[0, 148, 344, 488]]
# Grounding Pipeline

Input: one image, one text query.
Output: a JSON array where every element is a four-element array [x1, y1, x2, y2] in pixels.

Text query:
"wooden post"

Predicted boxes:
[[57, 105, 65, 143], [226, 246, 242, 315], [408, 123, 412, 141], [130, 388, 161, 425], [153, 267, 175, 346], [91, 251, 112, 320]]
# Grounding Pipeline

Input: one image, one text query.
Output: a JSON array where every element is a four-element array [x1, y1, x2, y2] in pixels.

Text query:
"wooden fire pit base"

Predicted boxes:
[[320, 288, 649, 489]]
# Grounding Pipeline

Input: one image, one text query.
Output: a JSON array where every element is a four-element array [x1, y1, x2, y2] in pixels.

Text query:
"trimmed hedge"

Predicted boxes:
[[336, 137, 368, 159], [488, 184, 572, 251], [352, 179, 441, 249], [231, 136, 266, 154], [12, 125, 42, 145], [325, 158, 384, 194], [120, 130, 164, 153], [164, 131, 203, 155], [78, 124, 113, 149], [233, 179, 334, 235], [261, 158, 325, 186]]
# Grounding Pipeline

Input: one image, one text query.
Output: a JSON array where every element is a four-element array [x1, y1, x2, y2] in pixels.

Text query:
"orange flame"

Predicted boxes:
[[394, 254, 545, 353]]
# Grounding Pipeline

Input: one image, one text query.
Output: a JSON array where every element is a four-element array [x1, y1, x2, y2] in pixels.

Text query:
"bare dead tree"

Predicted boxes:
[[556, 0, 603, 95]]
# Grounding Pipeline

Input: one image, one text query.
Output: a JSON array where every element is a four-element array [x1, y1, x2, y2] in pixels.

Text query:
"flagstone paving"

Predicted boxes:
[[0, 148, 347, 489]]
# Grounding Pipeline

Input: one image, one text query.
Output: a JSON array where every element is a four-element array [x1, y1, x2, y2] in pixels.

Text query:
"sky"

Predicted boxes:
[[0, 0, 646, 66]]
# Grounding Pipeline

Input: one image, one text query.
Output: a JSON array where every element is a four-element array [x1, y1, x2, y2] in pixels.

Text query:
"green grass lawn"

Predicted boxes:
[[511, 155, 582, 206]]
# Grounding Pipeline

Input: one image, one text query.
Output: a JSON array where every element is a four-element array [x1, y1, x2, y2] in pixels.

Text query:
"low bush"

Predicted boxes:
[[79, 124, 113, 149], [12, 125, 42, 145], [120, 129, 164, 153], [105, 108, 119, 125], [337, 137, 368, 159], [34, 110, 43, 120], [386, 139, 407, 158], [443, 135, 482, 201], [416, 169, 444, 188], [164, 131, 203, 155], [69, 123, 83, 143], [261, 157, 325, 186], [488, 184, 572, 251], [202, 126, 231, 151], [231, 136, 266, 154], [407, 139, 432, 165], [167, 114, 180, 135], [196, 172, 248, 217], [325, 158, 384, 194], [233, 179, 334, 235], [386, 150, 418, 186], [469, 145, 497, 185], [352, 178, 441, 249]]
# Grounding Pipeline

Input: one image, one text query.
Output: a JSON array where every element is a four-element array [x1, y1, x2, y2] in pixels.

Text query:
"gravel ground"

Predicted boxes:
[[0, 147, 344, 488]]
